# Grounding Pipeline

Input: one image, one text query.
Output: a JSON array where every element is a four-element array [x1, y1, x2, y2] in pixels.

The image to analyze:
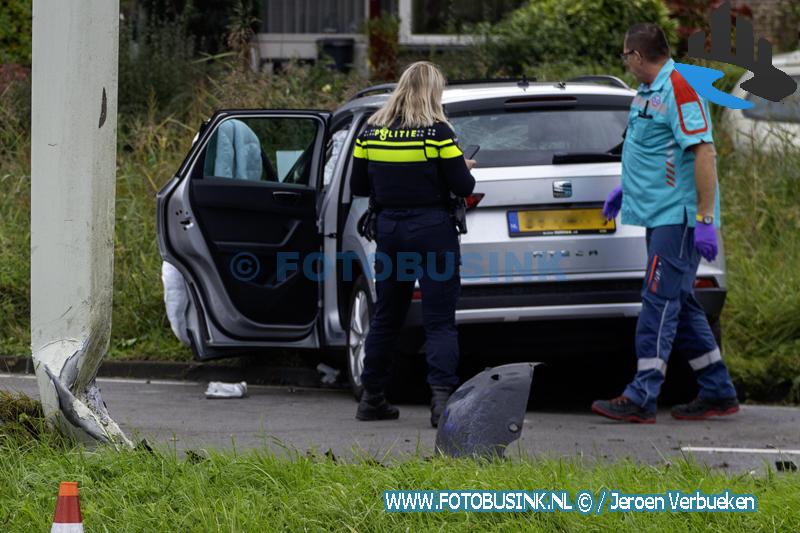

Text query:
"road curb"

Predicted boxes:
[[0, 355, 325, 388]]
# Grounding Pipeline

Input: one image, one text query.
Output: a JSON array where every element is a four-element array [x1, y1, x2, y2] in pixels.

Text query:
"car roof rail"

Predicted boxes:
[[448, 76, 536, 89], [566, 75, 630, 89], [349, 83, 397, 101], [350, 76, 540, 101]]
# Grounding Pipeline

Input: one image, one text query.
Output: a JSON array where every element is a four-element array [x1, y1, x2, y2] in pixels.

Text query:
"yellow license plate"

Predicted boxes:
[[508, 207, 615, 236]]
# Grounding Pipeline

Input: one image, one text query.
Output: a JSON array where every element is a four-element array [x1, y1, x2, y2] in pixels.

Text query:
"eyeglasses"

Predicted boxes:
[[620, 50, 639, 62]]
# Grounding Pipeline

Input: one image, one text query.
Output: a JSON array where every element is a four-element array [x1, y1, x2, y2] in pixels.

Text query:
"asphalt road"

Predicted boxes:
[[2, 373, 799, 474]]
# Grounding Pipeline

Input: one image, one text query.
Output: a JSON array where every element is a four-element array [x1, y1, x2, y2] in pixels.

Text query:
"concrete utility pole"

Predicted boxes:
[[31, 0, 131, 446]]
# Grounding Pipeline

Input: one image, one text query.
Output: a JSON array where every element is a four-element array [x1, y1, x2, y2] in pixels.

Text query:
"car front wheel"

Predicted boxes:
[[346, 275, 373, 400]]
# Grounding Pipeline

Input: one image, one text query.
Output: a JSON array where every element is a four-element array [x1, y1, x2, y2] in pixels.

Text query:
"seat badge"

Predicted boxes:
[[553, 180, 572, 198]]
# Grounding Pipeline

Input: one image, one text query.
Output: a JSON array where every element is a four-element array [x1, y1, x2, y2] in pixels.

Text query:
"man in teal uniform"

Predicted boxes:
[[592, 23, 739, 423]]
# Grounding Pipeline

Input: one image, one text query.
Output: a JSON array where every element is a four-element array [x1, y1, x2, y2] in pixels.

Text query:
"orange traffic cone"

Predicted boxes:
[[51, 482, 84, 532]]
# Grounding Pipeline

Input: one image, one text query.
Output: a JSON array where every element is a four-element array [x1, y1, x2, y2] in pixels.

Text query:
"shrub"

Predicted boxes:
[[118, 13, 203, 116], [665, 0, 753, 56], [477, 0, 677, 77], [0, 0, 32, 64], [767, 0, 800, 53], [366, 14, 400, 82], [124, 0, 262, 55]]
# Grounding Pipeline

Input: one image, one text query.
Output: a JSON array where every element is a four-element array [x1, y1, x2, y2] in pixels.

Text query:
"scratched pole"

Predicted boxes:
[[31, 0, 131, 447]]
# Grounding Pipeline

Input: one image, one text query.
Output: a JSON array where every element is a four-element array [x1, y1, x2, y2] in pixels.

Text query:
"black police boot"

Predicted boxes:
[[671, 396, 739, 420], [356, 390, 399, 421], [591, 395, 656, 423], [430, 386, 454, 428]]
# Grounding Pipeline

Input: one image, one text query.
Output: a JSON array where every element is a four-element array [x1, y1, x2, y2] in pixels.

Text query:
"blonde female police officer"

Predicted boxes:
[[350, 62, 476, 427]]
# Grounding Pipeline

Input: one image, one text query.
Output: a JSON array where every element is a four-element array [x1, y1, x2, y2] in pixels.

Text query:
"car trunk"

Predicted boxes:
[[446, 100, 647, 281], [459, 163, 647, 280]]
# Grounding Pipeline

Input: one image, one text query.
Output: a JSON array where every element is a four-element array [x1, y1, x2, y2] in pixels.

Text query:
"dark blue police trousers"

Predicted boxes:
[[361, 208, 461, 393]]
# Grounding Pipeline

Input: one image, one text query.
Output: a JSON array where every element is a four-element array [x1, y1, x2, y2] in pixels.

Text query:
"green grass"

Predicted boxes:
[[0, 59, 798, 401], [0, 429, 797, 531]]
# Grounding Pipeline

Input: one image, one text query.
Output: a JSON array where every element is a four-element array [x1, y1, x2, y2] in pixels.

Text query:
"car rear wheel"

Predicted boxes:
[[346, 275, 373, 400]]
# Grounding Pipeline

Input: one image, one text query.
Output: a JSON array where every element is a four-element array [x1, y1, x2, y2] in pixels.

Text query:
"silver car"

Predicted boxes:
[[157, 77, 727, 397], [723, 50, 800, 152]]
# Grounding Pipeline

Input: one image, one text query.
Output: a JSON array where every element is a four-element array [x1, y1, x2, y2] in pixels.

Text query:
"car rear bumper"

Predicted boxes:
[[404, 279, 726, 326]]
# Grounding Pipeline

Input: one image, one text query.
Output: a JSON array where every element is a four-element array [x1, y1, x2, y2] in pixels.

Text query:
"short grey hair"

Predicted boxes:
[[625, 23, 670, 62]]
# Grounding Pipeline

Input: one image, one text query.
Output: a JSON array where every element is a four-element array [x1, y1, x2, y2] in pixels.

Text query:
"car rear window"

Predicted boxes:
[[743, 75, 800, 124], [449, 108, 629, 167]]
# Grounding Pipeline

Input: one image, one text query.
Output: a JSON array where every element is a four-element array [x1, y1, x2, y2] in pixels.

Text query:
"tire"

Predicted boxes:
[[346, 275, 373, 400]]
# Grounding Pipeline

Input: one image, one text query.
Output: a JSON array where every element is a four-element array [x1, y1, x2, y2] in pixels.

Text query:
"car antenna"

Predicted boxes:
[[556, 81, 567, 89], [517, 75, 530, 90]]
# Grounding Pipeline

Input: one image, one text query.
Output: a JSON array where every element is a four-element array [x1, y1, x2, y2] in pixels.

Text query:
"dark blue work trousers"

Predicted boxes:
[[624, 220, 737, 411], [361, 208, 461, 393]]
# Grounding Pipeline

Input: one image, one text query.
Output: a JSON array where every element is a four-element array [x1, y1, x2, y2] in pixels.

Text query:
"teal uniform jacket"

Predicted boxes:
[[621, 58, 721, 229]]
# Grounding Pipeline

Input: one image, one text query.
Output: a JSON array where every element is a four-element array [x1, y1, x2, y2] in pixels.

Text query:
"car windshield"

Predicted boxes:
[[743, 75, 800, 124], [449, 108, 629, 167]]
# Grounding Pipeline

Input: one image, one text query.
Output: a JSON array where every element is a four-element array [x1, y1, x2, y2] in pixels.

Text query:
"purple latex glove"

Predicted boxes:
[[694, 222, 718, 261], [602, 186, 623, 221]]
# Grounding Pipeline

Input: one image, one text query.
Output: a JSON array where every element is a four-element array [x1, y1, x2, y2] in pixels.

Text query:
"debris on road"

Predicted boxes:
[[205, 381, 248, 399], [436, 362, 539, 458], [316, 363, 340, 386]]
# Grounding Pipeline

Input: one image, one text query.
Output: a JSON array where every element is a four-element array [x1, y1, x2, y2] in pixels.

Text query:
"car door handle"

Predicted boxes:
[[272, 191, 301, 205]]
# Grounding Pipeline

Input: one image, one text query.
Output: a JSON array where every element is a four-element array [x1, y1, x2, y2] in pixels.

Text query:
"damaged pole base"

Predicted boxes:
[[33, 342, 133, 448], [435, 362, 540, 459], [44, 366, 132, 448]]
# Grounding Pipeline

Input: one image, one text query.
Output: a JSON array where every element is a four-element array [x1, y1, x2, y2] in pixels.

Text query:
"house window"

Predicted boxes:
[[410, 0, 525, 34], [262, 0, 366, 34]]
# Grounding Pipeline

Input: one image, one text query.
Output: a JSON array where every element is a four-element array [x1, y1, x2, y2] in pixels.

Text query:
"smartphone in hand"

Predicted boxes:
[[463, 144, 480, 160]]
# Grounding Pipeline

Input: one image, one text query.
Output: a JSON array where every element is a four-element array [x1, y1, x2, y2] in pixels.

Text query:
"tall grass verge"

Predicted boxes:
[[0, 77, 31, 356], [0, 428, 797, 531], [718, 136, 800, 402]]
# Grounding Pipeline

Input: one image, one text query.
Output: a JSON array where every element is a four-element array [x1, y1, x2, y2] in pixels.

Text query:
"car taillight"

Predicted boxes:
[[465, 193, 484, 210], [694, 278, 717, 289], [412, 289, 422, 301]]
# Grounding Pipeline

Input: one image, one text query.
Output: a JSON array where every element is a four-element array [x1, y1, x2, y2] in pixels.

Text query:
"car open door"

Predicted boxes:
[[157, 110, 331, 359]]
